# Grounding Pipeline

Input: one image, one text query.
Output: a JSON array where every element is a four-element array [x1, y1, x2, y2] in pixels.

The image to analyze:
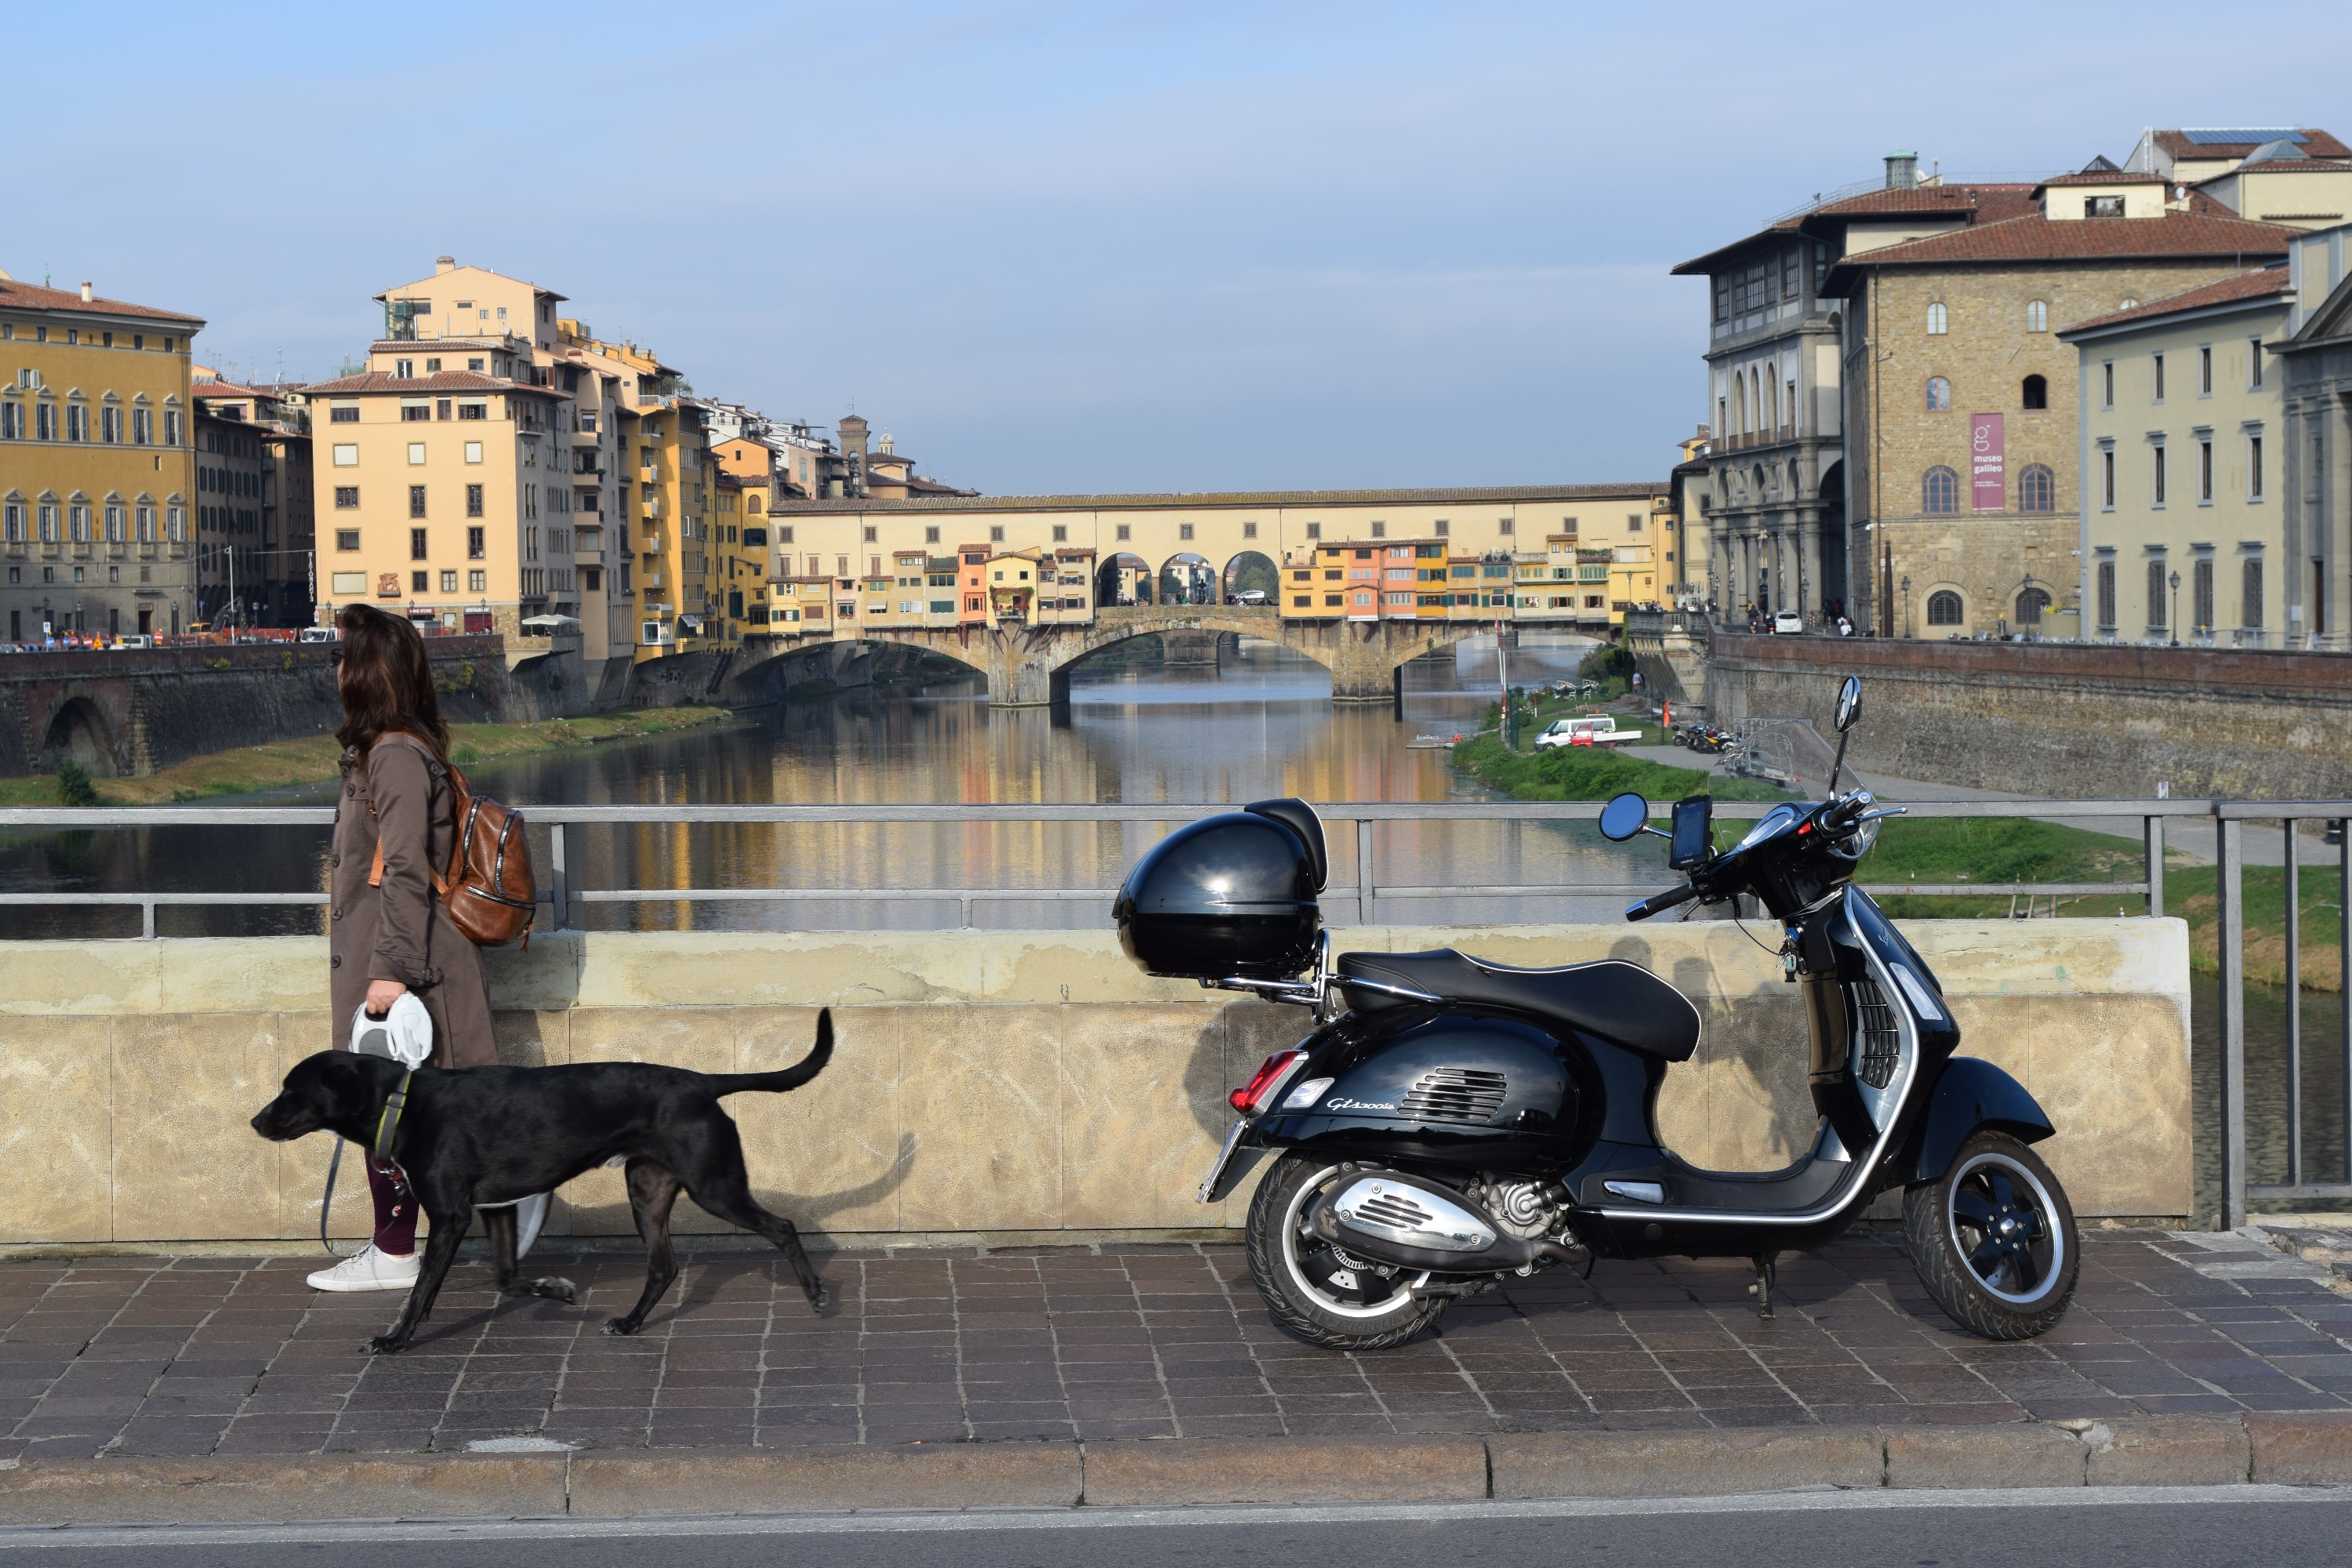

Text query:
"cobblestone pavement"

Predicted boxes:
[[2, 1230, 2347, 1458]]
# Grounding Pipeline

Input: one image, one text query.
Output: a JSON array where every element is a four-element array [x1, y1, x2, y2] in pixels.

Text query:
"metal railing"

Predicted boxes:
[[4, 793, 2341, 1229]]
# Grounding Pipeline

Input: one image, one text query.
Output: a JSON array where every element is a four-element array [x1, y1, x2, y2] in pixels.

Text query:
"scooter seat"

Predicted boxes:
[[1337, 949, 1701, 1062]]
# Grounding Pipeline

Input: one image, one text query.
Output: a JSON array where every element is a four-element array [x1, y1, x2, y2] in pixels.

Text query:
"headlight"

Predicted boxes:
[[1828, 815, 1881, 860]]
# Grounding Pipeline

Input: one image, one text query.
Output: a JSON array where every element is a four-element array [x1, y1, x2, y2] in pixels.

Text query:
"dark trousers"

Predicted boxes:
[[368, 1159, 417, 1256]]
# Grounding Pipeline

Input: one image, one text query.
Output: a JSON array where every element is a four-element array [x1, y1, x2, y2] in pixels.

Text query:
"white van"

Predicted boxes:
[[1534, 714, 1636, 751], [297, 626, 336, 644]]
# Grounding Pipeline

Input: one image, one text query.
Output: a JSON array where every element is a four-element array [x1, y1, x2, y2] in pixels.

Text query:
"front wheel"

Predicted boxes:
[[1245, 1154, 1450, 1351], [1904, 1131, 2079, 1340]]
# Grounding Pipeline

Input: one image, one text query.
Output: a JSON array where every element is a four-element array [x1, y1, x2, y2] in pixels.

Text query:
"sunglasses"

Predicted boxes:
[[329, 648, 345, 665]]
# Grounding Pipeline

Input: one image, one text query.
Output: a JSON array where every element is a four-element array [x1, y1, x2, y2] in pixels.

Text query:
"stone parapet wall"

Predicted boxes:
[[1708, 631, 2352, 798], [0, 920, 2190, 1248]]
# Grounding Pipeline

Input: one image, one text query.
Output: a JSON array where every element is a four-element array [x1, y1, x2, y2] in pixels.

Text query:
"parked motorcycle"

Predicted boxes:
[[1112, 677, 2078, 1350]]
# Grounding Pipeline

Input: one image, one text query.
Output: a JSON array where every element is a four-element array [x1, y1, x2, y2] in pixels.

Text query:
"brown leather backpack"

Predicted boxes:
[[368, 743, 537, 948]]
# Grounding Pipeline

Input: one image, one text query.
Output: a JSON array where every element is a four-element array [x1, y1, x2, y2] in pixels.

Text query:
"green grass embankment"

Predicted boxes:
[[0, 706, 738, 808]]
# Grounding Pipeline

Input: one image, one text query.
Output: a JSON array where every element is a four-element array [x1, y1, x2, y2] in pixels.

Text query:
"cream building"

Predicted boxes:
[[0, 274, 202, 641], [2061, 265, 2297, 644]]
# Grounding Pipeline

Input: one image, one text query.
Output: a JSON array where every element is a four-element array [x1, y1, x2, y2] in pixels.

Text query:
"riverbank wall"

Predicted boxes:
[[1704, 631, 2352, 799], [0, 920, 2190, 1250]]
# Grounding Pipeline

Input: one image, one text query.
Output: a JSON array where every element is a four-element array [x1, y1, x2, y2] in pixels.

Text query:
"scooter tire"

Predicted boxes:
[[1245, 1154, 1450, 1352], [1904, 1131, 2079, 1340]]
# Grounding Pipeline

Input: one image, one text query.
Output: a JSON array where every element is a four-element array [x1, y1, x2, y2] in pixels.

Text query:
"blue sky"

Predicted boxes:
[[10, 2, 2346, 494]]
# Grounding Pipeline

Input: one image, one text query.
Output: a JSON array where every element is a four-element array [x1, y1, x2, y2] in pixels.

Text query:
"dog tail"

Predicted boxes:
[[709, 1008, 834, 1097]]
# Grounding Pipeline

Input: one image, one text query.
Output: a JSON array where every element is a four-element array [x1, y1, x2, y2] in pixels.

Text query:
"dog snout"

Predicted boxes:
[[250, 1098, 305, 1141]]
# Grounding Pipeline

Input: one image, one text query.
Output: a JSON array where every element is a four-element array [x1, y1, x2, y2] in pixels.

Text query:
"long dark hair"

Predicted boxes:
[[333, 604, 449, 764]]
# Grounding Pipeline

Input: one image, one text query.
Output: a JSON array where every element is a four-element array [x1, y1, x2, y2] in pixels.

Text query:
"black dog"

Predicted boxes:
[[252, 1011, 833, 1354]]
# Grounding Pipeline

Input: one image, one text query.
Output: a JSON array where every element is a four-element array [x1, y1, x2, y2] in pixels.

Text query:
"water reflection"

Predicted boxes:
[[2192, 973, 2351, 1226]]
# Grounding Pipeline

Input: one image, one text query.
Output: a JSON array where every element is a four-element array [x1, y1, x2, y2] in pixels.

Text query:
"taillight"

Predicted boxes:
[[1229, 1050, 1308, 1116]]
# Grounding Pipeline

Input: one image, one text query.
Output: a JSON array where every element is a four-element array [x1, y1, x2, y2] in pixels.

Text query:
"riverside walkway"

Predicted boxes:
[[1, 1230, 2343, 1461]]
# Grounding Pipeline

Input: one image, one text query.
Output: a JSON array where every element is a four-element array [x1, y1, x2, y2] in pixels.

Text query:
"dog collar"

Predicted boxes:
[[372, 1070, 414, 1162]]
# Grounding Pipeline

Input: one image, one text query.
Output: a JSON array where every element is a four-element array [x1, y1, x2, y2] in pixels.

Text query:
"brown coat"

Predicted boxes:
[[327, 732, 497, 1068]]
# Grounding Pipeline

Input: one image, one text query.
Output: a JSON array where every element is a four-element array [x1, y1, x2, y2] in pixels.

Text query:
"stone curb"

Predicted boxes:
[[0, 1415, 2343, 1524]]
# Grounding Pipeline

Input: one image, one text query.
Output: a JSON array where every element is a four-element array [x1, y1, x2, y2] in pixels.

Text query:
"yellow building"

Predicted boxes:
[[0, 274, 203, 641]]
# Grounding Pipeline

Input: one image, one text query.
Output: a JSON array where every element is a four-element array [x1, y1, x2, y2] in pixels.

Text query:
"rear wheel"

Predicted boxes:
[[1904, 1131, 2078, 1340], [1245, 1153, 1449, 1351]]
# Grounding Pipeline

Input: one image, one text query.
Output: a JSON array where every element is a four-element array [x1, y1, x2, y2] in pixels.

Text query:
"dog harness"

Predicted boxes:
[[373, 1070, 414, 1163]]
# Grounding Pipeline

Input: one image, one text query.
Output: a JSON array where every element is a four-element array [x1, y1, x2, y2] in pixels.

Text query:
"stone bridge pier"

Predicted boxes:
[[732, 608, 1486, 709]]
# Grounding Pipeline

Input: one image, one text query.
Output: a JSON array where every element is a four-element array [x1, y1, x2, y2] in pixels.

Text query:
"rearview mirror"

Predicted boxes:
[[1833, 675, 1864, 733], [1598, 792, 1650, 843]]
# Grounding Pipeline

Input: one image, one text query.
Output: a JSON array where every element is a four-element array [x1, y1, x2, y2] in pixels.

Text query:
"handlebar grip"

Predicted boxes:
[[1624, 883, 1700, 922]]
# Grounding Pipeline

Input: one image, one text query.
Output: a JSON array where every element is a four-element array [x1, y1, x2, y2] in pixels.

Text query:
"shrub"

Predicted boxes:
[[56, 758, 100, 808]]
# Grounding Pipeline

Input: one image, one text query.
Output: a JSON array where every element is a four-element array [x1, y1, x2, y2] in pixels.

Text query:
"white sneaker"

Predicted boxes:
[[306, 1245, 421, 1292]]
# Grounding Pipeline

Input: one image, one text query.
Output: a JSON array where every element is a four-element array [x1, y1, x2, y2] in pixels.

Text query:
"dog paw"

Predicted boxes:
[[601, 1316, 641, 1337], [805, 1282, 829, 1313], [532, 1276, 579, 1304], [360, 1334, 406, 1356]]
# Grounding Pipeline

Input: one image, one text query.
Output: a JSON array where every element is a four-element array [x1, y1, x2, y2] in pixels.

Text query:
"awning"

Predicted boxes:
[[520, 614, 582, 632]]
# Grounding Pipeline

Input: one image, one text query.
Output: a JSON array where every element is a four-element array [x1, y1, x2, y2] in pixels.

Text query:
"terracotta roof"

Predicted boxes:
[[2036, 170, 2169, 187], [2206, 158, 2352, 177], [768, 482, 1668, 514], [302, 370, 566, 397], [192, 380, 278, 401], [0, 278, 203, 327], [1829, 210, 2292, 272], [2056, 267, 2296, 336], [1671, 183, 2041, 275], [2158, 129, 2352, 161]]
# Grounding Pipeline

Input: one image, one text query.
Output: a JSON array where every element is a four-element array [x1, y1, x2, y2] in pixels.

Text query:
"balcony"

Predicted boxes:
[[640, 466, 659, 483]]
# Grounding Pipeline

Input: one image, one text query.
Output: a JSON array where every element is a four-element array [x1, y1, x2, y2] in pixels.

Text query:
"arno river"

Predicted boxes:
[[1, 634, 2337, 1222]]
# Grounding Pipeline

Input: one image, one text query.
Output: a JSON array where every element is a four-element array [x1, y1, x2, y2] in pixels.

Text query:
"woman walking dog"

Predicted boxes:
[[310, 604, 501, 1291]]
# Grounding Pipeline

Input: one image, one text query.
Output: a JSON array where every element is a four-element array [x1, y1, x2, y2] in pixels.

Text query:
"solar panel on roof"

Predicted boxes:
[[2180, 129, 2307, 146]]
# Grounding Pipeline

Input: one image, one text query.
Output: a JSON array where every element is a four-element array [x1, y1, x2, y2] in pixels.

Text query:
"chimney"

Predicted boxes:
[[79, 281, 93, 303], [1884, 151, 1918, 191], [435, 255, 457, 274]]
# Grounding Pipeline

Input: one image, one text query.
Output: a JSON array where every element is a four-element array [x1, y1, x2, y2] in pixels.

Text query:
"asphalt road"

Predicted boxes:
[[7, 1487, 2352, 1568]]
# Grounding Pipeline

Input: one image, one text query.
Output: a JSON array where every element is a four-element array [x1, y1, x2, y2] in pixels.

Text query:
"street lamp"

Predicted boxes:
[[1900, 575, 1911, 639], [2169, 570, 2181, 647], [2021, 572, 2035, 640]]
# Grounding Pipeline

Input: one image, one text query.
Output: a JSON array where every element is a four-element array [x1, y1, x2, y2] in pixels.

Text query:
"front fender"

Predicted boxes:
[[1900, 1057, 2054, 1185]]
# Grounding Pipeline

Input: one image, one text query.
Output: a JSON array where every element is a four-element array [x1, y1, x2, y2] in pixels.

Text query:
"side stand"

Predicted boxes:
[[1748, 1252, 1780, 1320]]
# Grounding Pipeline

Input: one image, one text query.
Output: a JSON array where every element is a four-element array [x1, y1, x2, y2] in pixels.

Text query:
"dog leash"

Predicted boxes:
[[317, 1071, 416, 1258]]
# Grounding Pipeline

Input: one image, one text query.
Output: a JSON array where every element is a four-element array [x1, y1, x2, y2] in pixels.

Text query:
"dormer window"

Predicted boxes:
[[2085, 195, 2125, 218]]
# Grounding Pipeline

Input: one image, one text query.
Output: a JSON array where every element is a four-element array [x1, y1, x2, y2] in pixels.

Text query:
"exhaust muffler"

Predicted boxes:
[[1305, 1170, 1577, 1275]]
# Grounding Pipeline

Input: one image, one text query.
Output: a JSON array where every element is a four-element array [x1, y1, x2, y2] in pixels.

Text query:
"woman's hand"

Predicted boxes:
[[365, 979, 408, 1018]]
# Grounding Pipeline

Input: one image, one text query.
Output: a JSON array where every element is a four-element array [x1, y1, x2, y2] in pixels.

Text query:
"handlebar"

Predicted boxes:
[[1624, 882, 1701, 922]]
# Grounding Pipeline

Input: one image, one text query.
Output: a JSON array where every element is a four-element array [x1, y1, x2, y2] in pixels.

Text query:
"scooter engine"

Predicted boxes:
[[1476, 1178, 1558, 1240], [1307, 1169, 1578, 1276]]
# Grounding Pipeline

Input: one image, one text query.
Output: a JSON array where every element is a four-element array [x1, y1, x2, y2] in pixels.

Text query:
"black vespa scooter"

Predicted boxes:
[[1112, 677, 2078, 1351]]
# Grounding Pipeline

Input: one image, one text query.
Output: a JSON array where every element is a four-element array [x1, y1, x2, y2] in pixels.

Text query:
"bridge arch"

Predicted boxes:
[[38, 695, 120, 778], [1156, 552, 1216, 607], [1221, 550, 1277, 605], [1096, 553, 1153, 608]]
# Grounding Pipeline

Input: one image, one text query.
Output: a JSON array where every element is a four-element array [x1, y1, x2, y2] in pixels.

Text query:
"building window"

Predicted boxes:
[[436, 570, 455, 593], [1926, 303, 1947, 335], [1369, 521, 1384, 539], [2097, 559, 2117, 629], [2087, 195, 2125, 218], [2243, 557, 2265, 629], [1305, 521, 1320, 539], [408, 443, 426, 464], [2249, 434, 2265, 499], [100, 406, 121, 442], [1925, 376, 1952, 412], [2147, 560, 2168, 628], [2026, 300, 2049, 332], [2101, 361, 2114, 408], [103, 504, 124, 542], [2016, 586, 2049, 626], [336, 529, 360, 551], [410, 527, 428, 560], [458, 402, 486, 420], [2250, 337, 2265, 390], [2017, 463, 2056, 514], [466, 484, 483, 517], [136, 505, 154, 542], [0, 402, 16, 440], [469, 569, 486, 592], [409, 485, 426, 519], [1922, 466, 1959, 514], [1052, 524, 1067, 542], [1498, 517, 1514, 535], [1242, 521, 1258, 539], [331, 405, 358, 423], [332, 443, 358, 466], [167, 506, 183, 541], [132, 407, 151, 444], [65, 405, 86, 441], [165, 409, 180, 445], [2199, 439, 2214, 503], [2021, 374, 2048, 410], [2152, 446, 2167, 506], [2152, 353, 2165, 402], [1926, 590, 1963, 626], [1116, 524, 1131, 541], [401, 404, 430, 423], [2193, 558, 2214, 630], [412, 569, 428, 593], [2198, 345, 2213, 397], [1712, 275, 1730, 323], [2102, 448, 2116, 509], [334, 486, 358, 509]]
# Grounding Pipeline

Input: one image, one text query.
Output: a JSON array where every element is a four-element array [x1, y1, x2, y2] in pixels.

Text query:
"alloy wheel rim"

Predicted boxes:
[[1944, 1149, 2063, 1305], [1279, 1165, 1431, 1320]]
